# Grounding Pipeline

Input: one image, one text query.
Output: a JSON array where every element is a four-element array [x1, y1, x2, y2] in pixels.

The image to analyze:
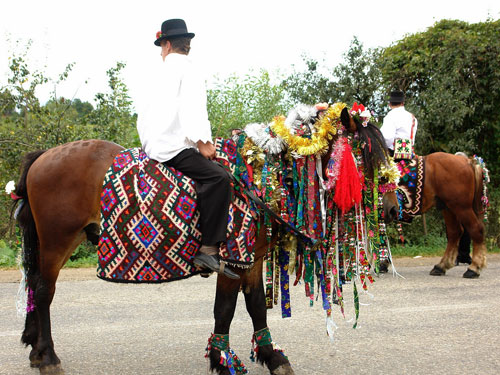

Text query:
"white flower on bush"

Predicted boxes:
[[5, 180, 15, 195]]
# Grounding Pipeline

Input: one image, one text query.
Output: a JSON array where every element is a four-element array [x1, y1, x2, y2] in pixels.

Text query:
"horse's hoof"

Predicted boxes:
[[29, 350, 42, 368], [40, 364, 65, 375], [271, 363, 295, 375], [379, 260, 390, 273], [429, 265, 446, 276], [463, 268, 480, 279]]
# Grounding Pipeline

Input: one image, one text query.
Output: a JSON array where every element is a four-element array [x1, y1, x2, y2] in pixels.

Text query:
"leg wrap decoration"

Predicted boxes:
[[206, 333, 247, 375], [250, 327, 287, 362]]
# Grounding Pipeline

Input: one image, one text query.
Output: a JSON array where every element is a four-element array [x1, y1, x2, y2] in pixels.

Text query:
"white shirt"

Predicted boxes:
[[137, 53, 212, 162], [380, 106, 418, 150]]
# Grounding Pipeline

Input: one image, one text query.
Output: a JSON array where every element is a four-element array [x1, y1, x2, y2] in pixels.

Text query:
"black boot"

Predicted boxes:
[[193, 253, 240, 279]]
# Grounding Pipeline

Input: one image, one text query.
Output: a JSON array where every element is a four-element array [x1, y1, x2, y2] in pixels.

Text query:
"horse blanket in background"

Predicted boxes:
[[396, 156, 425, 222], [97, 143, 256, 283]]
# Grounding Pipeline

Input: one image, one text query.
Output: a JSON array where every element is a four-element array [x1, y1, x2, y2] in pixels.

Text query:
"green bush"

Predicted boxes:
[[0, 239, 18, 268]]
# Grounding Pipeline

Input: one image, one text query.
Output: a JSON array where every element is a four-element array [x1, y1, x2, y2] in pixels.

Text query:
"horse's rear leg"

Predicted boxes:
[[28, 234, 83, 373], [430, 209, 461, 276], [243, 259, 293, 375], [459, 213, 486, 278]]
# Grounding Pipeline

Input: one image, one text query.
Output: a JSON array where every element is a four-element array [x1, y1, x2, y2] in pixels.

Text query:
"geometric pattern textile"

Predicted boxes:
[[396, 156, 425, 221], [97, 146, 256, 283]]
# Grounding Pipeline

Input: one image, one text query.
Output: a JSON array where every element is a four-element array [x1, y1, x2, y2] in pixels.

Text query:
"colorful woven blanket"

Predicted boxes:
[[97, 143, 256, 283], [396, 156, 425, 221]]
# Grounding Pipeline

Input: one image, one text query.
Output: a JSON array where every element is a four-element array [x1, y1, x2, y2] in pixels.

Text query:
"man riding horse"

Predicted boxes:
[[380, 90, 418, 159], [136, 18, 239, 279]]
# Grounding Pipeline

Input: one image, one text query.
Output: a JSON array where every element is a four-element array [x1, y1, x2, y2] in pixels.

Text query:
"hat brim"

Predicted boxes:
[[389, 98, 404, 103], [154, 32, 195, 46]]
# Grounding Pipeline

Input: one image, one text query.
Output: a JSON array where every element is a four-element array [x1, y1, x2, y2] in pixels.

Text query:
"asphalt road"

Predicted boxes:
[[1, 254, 499, 375]]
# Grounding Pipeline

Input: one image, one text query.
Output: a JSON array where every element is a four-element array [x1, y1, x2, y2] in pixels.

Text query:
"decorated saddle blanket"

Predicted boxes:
[[396, 156, 425, 222], [97, 140, 256, 283]]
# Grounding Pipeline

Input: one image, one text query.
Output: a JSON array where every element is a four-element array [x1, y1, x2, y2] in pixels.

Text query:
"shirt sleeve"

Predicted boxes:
[[380, 113, 396, 149], [178, 64, 213, 145]]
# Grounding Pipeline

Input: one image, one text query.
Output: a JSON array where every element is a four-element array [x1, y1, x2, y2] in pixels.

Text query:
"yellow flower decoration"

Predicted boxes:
[[270, 102, 347, 156], [379, 158, 401, 185]]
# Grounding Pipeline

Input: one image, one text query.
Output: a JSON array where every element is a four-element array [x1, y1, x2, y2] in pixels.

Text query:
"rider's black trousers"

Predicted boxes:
[[164, 148, 231, 246]]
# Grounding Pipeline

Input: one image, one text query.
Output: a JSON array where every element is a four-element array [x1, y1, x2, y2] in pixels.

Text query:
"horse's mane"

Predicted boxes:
[[353, 119, 389, 178]]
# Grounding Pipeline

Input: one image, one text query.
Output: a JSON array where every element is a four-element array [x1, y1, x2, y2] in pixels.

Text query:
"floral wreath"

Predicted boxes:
[[270, 102, 346, 156], [350, 102, 373, 127], [378, 158, 401, 193]]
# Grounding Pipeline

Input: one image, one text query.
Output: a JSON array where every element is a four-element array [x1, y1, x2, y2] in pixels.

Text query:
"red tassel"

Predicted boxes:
[[334, 140, 362, 214]]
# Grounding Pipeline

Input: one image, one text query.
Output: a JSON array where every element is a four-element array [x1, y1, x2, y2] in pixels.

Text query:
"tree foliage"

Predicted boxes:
[[281, 57, 337, 105], [379, 19, 500, 182], [281, 37, 383, 117], [0, 45, 137, 238], [207, 70, 289, 137]]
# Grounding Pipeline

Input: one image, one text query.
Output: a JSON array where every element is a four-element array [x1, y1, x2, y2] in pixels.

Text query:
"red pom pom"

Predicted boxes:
[[333, 139, 362, 213]]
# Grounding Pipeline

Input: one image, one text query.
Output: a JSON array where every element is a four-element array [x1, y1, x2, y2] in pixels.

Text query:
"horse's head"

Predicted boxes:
[[379, 177, 399, 224], [336, 105, 400, 224]]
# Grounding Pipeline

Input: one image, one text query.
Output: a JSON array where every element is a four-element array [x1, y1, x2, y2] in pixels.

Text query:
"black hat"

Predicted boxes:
[[389, 90, 405, 103], [154, 19, 195, 46]]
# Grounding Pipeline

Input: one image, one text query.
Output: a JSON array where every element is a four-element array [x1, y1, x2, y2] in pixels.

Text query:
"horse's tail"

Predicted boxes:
[[470, 155, 489, 218], [14, 150, 46, 279], [13, 150, 46, 347]]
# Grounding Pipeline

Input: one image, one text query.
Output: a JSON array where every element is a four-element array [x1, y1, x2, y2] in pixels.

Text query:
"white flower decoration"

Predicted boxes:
[[5, 180, 16, 195], [360, 109, 371, 118]]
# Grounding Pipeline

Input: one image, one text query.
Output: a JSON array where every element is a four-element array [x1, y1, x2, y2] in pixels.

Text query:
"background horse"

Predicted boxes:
[[12, 108, 397, 374], [406, 152, 487, 278]]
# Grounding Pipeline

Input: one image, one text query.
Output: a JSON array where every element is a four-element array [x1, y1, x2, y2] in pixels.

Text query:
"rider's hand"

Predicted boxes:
[[197, 141, 216, 160]]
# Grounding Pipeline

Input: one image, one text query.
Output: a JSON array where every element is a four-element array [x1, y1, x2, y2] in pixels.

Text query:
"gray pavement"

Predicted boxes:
[[1, 254, 499, 375]]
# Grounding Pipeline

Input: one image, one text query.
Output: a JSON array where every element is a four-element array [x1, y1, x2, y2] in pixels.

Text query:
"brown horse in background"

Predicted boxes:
[[415, 152, 487, 278], [12, 108, 398, 374]]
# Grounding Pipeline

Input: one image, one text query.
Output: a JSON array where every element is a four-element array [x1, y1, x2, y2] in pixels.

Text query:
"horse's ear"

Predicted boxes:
[[340, 107, 357, 133]]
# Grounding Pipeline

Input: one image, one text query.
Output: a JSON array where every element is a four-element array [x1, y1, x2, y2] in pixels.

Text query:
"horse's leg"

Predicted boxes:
[[430, 209, 462, 276], [209, 275, 242, 375], [458, 211, 486, 278], [31, 231, 84, 373], [242, 258, 293, 375]]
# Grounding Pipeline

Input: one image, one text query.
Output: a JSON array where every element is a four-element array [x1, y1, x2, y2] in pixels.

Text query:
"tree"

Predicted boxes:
[[332, 37, 384, 116], [88, 62, 138, 147], [281, 57, 337, 105], [379, 19, 500, 183], [282, 38, 383, 117], [72, 98, 94, 118], [0, 49, 138, 239], [207, 70, 289, 137]]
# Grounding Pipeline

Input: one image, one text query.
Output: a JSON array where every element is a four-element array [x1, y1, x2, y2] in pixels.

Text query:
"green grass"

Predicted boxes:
[[391, 244, 500, 257], [0, 240, 18, 268], [64, 253, 98, 268], [0, 241, 98, 269]]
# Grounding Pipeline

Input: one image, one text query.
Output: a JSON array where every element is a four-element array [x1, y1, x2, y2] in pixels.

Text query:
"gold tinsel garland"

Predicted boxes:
[[241, 137, 282, 212], [379, 157, 401, 185], [270, 102, 347, 156]]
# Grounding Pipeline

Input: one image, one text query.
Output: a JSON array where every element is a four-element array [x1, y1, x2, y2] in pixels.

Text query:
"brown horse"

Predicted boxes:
[[399, 152, 488, 278], [12, 109, 398, 374]]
